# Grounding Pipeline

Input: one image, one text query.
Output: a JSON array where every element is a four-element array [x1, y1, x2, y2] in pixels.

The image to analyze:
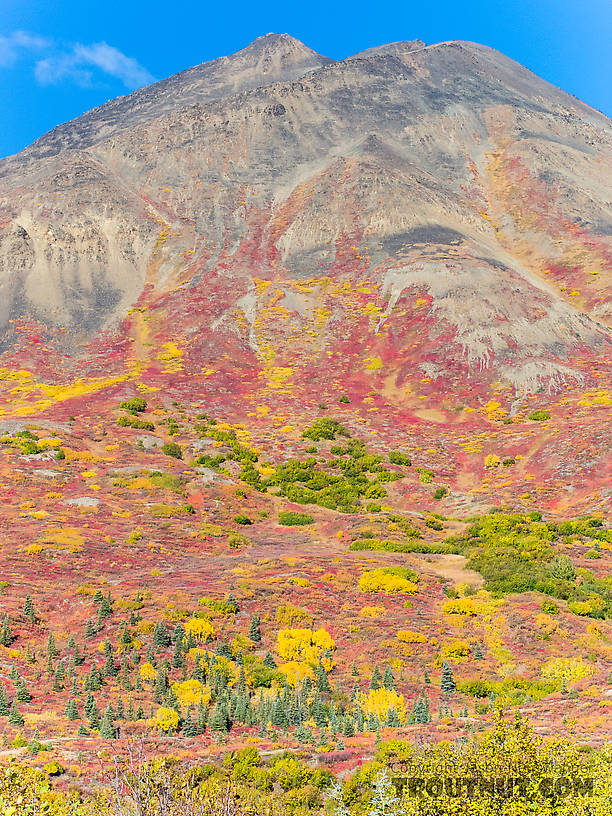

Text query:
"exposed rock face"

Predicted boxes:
[[0, 33, 610, 394]]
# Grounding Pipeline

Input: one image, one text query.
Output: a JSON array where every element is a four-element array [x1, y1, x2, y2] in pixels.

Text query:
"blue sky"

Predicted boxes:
[[1, 0, 610, 158]]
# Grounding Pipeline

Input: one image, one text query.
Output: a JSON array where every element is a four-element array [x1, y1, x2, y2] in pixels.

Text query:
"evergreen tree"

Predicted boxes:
[[53, 663, 65, 692], [73, 645, 84, 666], [369, 666, 382, 691], [99, 707, 116, 739], [98, 593, 113, 621], [263, 652, 277, 669], [65, 698, 79, 720], [316, 662, 331, 693], [209, 698, 229, 733], [0, 684, 10, 716], [440, 661, 456, 695], [172, 641, 185, 668], [382, 665, 396, 690], [23, 595, 36, 623], [8, 701, 24, 726], [196, 700, 207, 734], [172, 622, 186, 646], [248, 614, 261, 642], [117, 699, 125, 720], [84, 619, 96, 639], [16, 678, 32, 703], [85, 664, 103, 692], [153, 621, 171, 649], [47, 632, 58, 659], [182, 706, 197, 737], [311, 693, 327, 727], [473, 643, 484, 660], [271, 695, 288, 728], [0, 615, 13, 646], [93, 589, 104, 605], [104, 649, 118, 678], [127, 696, 135, 721], [77, 724, 89, 736]]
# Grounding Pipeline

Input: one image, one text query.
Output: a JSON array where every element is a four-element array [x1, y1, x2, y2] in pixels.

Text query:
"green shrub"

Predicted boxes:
[[234, 515, 252, 526], [433, 487, 448, 500], [389, 451, 411, 466], [120, 397, 147, 414], [302, 418, 350, 441], [161, 442, 182, 459], [117, 415, 155, 431], [278, 511, 315, 526], [528, 410, 550, 421]]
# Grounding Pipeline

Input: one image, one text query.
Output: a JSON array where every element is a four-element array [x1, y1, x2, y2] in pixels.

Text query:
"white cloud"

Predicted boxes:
[[0, 30, 50, 67], [73, 42, 154, 88], [0, 30, 154, 90]]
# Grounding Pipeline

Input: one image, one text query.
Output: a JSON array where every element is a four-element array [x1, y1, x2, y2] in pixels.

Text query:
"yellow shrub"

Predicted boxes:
[[397, 629, 427, 643], [150, 706, 179, 732], [289, 577, 310, 587], [26, 544, 44, 555], [278, 660, 316, 686], [535, 613, 558, 638], [185, 617, 215, 643], [442, 592, 500, 617], [359, 687, 407, 723], [359, 569, 418, 594], [440, 639, 471, 662], [139, 662, 157, 683], [172, 679, 210, 706], [541, 657, 594, 685], [276, 628, 335, 667], [360, 606, 385, 618], [484, 454, 500, 468], [199, 523, 224, 537], [276, 604, 313, 626]]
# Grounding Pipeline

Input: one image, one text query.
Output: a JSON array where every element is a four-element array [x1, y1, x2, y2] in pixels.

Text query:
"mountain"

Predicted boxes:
[[0, 35, 611, 778], [0, 33, 610, 512]]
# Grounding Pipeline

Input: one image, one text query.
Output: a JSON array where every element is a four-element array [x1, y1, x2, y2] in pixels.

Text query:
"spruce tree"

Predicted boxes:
[[0, 684, 10, 715], [182, 706, 197, 737], [316, 662, 331, 693], [16, 678, 32, 703], [153, 621, 171, 649], [382, 665, 396, 690], [84, 619, 96, 639], [369, 666, 382, 691], [172, 622, 186, 646], [248, 614, 261, 642], [23, 595, 36, 623], [99, 707, 116, 739], [196, 700, 207, 734], [209, 699, 229, 733], [65, 698, 79, 720], [8, 701, 24, 726], [0, 615, 13, 646], [271, 695, 288, 729], [440, 661, 456, 695], [47, 632, 58, 659], [473, 643, 484, 660], [263, 652, 277, 668], [53, 663, 65, 692]]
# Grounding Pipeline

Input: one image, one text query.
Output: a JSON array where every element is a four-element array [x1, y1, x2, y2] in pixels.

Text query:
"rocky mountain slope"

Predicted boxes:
[[0, 33, 610, 511]]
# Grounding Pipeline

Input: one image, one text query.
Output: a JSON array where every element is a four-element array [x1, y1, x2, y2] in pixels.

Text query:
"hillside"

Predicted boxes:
[[0, 33, 610, 792]]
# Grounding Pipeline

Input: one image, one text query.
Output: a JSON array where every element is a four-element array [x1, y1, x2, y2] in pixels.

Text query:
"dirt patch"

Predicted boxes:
[[413, 552, 484, 587]]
